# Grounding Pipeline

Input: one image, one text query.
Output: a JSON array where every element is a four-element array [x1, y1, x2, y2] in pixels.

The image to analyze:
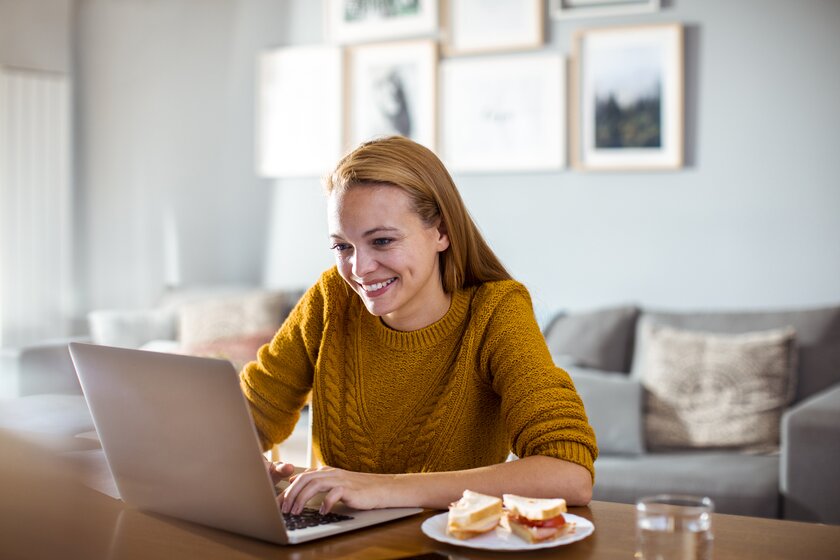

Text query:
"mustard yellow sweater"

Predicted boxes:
[[240, 267, 597, 479]]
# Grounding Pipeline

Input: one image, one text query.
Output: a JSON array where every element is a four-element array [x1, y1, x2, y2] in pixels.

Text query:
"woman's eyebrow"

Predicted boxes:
[[363, 226, 400, 237]]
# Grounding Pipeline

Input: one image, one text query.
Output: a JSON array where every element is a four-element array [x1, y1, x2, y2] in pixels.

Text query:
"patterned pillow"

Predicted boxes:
[[633, 322, 797, 451]]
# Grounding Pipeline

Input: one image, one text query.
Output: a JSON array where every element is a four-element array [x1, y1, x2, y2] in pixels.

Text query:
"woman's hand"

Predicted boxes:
[[264, 458, 296, 488], [281, 466, 395, 515]]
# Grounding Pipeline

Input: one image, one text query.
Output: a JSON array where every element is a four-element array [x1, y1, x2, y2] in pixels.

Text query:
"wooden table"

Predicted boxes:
[[2, 436, 839, 560]]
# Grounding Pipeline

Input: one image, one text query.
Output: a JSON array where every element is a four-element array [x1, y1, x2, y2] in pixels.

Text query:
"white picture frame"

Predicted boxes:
[[326, 0, 439, 45], [257, 45, 343, 178], [550, 0, 660, 20], [572, 23, 684, 171], [345, 40, 437, 152], [440, 52, 565, 173], [442, 0, 544, 56]]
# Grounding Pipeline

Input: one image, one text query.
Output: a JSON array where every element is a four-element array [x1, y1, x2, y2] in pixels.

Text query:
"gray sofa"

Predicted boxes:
[[3, 300, 839, 526], [544, 304, 840, 524]]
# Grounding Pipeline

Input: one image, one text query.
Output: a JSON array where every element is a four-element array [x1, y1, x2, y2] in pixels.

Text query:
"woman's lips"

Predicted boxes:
[[360, 277, 397, 298]]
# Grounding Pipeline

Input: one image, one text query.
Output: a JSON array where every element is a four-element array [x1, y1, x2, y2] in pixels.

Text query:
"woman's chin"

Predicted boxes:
[[362, 300, 391, 318]]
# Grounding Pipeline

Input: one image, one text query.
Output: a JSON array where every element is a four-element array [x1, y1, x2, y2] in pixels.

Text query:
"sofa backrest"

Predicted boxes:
[[638, 305, 840, 404]]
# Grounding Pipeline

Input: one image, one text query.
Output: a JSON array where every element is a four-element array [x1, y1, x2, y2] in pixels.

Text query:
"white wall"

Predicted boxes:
[[267, 0, 840, 322], [67, 0, 840, 321]]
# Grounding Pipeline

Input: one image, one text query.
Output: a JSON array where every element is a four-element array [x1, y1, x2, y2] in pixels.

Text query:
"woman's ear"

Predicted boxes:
[[436, 219, 450, 252]]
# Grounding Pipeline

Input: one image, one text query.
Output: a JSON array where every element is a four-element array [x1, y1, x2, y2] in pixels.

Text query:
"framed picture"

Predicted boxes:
[[442, 0, 544, 56], [345, 40, 437, 151], [550, 0, 660, 20], [326, 0, 439, 44], [440, 52, 565, 173], [572, 23, 684, 171], [257, 45, 343, 177]]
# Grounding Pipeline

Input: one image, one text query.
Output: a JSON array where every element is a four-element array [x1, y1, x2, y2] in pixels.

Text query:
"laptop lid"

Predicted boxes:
[[68, 343, 421, 545]]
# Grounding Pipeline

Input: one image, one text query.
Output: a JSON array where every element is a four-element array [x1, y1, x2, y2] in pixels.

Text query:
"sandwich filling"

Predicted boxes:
[[502, 494, 570, 543]]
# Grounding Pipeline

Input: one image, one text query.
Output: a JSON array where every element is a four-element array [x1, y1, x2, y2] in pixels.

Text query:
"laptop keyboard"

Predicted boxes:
[[282, 508, 354, 531]]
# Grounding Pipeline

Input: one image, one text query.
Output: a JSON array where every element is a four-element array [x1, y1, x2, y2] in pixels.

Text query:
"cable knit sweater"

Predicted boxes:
[[240, 267, 598, 479]]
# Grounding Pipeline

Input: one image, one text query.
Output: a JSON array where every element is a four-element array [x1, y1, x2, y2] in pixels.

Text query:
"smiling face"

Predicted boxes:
[[327, 184, 451, 332]]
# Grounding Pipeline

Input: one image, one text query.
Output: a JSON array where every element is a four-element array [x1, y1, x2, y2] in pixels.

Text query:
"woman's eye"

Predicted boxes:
[[331, 243, 351, 252], [372, 238, 392, 247]]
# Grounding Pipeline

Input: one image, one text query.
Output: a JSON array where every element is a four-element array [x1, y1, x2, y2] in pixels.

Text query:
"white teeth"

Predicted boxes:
[[362, 278, 395, 292]]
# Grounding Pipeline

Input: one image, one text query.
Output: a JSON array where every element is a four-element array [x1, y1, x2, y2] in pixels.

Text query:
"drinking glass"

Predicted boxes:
[[635, 494, 713, 560]]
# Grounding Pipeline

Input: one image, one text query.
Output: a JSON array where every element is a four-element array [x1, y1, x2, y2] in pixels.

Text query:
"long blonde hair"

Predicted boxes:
[[324, 136, 511, 292]]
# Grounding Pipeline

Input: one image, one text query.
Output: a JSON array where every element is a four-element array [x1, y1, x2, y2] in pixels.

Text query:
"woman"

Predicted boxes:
[[240, 136, 597, 516]]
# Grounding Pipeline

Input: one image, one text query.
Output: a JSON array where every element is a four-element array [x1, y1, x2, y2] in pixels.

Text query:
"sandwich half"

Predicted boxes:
[[502, 494, 570, 543], [447, 490, 503, 539]]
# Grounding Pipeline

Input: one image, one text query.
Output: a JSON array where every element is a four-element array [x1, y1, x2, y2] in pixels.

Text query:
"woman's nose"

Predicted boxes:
[[351, 248, 376, 278]]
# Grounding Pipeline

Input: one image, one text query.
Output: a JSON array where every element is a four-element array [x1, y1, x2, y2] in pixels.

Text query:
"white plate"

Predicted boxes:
[[421, 512, 595, 551]]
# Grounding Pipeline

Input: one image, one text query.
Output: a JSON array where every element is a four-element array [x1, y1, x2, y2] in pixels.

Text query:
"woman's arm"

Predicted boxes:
[[280, 455, 592, 515], [240, 279, 329, 450]]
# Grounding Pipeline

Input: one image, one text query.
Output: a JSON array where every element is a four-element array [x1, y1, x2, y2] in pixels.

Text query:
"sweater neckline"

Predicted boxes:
[[364, 287, 472, 350]]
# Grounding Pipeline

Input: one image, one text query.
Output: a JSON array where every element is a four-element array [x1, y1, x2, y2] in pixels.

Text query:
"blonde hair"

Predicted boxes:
[[324, 136, 511, 292]]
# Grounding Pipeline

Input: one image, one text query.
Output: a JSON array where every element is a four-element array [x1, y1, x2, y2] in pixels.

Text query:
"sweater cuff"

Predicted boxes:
[[536, 440, 596, 482]]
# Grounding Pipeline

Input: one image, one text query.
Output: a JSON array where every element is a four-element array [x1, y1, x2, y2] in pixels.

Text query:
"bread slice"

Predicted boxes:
[[447, 490, 502, 539], [502, 494, 570, 544], [502, 494, 566, 521]]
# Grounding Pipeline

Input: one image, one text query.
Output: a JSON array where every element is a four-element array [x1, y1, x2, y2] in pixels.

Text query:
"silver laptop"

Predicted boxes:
[[68, 342, 422, 545]]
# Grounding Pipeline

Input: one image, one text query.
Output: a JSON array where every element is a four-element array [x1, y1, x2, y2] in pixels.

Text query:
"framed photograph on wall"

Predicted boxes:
[[346, 40, 437, 151], [257, 45, 343, 177], [550, 0, 660, 20], [442, 0, 544, 56], [572, 23, 684, 171], [326, 0, 439, 44], [440, 52, 565, 173]]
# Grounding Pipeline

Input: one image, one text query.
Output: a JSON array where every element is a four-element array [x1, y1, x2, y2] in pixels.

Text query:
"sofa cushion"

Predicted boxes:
[[543, 305, 639, 373], [633, 322, 797, 451], [566, 367, 644, 456], [639, 305, 840, 404], [593, 452, 780, 519]]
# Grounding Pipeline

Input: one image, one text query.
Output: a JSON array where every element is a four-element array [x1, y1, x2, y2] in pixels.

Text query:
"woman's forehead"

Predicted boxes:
[[328, 185, 418, 231]]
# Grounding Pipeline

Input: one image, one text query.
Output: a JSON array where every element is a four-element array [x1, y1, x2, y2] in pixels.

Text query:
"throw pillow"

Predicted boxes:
[[633, 322, 797, 452], [565, 367, 645, 456], [543, 305, 639, 373], [178, 290, 296, 371]]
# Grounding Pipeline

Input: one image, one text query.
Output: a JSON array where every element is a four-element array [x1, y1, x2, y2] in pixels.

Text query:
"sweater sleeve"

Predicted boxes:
[[479, 283, 598, 480], [239, 272, 329, 451]]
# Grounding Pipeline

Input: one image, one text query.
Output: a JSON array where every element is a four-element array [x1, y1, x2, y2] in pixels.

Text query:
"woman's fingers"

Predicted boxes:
[[274, 462, 296, 478], [281, 468, 390, 514], [283, 469, 334, 514], [265, 459, 296, 485], [319, 486, 344, 515]]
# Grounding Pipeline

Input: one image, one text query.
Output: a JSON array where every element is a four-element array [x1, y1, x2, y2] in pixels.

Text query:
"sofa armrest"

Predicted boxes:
[[781, 383, 840, 524], [6, 339, 89, 397], [87, 308, 176, 349]]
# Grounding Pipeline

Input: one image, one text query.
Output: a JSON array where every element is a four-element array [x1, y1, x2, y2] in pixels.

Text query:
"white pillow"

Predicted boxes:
[[87, 308, 176, 348]]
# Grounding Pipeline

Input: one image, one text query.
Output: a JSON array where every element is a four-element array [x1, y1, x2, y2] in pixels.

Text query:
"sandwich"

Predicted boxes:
[[502, 494, 570, 543], [447, 490, 503, 539]]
